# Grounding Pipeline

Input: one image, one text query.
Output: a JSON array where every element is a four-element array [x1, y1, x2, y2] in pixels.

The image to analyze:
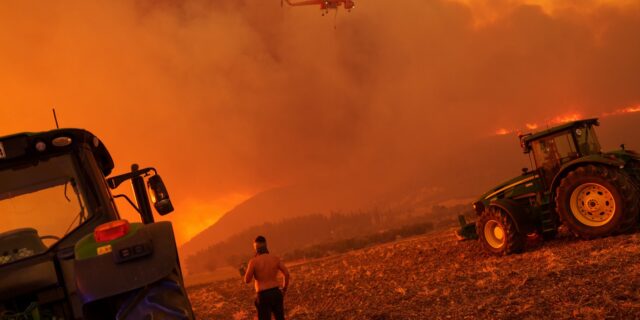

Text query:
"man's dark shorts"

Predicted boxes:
[[255, 287, 285, 320]]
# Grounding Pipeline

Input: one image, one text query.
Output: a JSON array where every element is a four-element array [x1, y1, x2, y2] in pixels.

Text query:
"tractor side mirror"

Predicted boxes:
[[147, 175, 174, 215]]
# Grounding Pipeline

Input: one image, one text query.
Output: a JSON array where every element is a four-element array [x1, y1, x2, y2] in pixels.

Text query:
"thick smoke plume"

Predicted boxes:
[[1, 0, 639, 242]]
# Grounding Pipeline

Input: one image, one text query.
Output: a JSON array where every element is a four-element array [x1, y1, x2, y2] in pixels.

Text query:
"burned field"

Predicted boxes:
[[188, 230, 640, 319]]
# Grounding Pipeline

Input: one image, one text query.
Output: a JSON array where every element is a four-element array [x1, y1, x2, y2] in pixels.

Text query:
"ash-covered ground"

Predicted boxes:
[[188, 229, 640, 319]]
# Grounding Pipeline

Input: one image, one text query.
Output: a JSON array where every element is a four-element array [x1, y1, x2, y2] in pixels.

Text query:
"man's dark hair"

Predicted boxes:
[[254, 235, 269, 255]]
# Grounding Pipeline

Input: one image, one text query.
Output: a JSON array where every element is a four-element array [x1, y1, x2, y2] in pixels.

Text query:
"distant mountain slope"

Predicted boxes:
[[179, 182, 383, 258], [180, 113, 640, 259]]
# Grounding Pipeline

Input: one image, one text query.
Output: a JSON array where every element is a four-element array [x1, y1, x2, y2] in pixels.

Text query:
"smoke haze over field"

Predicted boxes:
[[1, 0, 640, 243]]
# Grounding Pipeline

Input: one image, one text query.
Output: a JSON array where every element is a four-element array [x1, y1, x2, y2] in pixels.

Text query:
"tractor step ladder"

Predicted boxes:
[[540, 203, 557, 233]]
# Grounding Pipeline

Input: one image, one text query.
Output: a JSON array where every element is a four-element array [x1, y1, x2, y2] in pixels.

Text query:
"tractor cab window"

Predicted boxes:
[[575, 125, 601, 155], [531, 132, 579, 185], [0, 155, 89, 265]]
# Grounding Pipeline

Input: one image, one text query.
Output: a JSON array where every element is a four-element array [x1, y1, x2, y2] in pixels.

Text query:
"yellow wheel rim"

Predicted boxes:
[[569, 183, 616, 227], [484, 220, 505, 249]]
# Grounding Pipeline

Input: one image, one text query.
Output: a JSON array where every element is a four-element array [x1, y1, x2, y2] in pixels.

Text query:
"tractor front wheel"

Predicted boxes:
[[476, 206, 524, 255], [556, 165, 638, 239], [115, 269, 194, 320]]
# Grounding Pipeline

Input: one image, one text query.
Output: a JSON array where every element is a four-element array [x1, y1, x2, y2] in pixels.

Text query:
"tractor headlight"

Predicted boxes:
[[52, 136, 72, 147], [473, 201, 484, 214], [35, 141, 46, 152]]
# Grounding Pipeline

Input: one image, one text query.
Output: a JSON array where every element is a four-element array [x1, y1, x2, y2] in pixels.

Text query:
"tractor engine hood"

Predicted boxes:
[[0, 255, 60, 301], [474, 172, 539, 211], [604, 149, 640, 163]]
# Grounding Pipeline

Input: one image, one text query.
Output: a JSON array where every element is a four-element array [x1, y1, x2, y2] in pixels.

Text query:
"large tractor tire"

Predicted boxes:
[[556, 165, 639, 239], [476, 206, 525, 255], [115, 269, 194, 320]]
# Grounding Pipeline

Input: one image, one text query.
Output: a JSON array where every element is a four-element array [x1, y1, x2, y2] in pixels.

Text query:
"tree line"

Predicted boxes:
[[185, 204, 469, 274]]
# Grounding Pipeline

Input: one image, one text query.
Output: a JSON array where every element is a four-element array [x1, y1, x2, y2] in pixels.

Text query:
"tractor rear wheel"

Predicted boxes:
[[556, 165, 639, 239], [476, 206, 524, 255]]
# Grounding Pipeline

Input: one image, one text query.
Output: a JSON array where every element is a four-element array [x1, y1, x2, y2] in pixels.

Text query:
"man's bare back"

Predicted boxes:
[[244, 253, 290, 292]]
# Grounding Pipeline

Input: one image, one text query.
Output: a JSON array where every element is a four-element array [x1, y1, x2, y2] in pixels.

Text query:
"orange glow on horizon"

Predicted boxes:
[[171, 193, 252, 245], [116, 192, 252, 246]]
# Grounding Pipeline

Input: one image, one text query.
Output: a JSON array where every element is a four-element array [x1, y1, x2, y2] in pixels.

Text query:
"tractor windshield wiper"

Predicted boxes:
[[63, 181, 71, 202], [63, 179, 86, 236]]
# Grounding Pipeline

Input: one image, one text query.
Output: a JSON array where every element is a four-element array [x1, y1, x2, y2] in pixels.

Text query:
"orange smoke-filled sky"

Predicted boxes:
[[1, 0, 640, 244]]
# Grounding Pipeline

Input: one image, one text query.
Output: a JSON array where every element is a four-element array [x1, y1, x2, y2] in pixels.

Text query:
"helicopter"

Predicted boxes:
[[282, 0, 355, 15]]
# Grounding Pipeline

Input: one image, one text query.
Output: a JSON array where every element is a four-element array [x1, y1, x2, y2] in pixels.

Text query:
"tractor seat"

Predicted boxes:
[[0, 228, 47, 262]]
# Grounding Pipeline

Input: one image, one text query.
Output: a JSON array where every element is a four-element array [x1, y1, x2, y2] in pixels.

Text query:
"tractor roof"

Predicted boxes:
[[0, 128, 114, 176], [522, 118, 599, 144]]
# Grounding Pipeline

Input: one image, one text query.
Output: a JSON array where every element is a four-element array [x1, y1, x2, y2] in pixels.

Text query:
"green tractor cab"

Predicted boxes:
[[458, 118, 640, 255], [0, 129, 194, 319]]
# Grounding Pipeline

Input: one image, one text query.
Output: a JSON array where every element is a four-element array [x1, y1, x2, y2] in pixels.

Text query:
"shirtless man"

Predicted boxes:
[[244, 236, 290, 320]]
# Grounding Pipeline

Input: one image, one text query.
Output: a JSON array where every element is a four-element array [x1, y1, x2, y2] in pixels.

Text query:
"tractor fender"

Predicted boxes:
[[550, 156, 625, 197], [489, 199, 533, 234], [74, 221, 179, 304]]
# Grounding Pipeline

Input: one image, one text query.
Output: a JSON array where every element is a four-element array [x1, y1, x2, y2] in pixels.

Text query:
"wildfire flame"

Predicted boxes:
[[493, 104, 640, 136], [624, 106, 640, 113], [551, 113, 583, 124], [495, 128, 512, 135], [603, 105, 640, 116], [525, 123, 538, 130]]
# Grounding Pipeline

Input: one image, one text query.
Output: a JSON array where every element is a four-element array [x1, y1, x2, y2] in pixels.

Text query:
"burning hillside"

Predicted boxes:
[[495, 105, 640, 136]]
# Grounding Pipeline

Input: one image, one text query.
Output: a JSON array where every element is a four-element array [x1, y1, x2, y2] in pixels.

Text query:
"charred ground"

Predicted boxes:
[[188, 228, 640, 319]]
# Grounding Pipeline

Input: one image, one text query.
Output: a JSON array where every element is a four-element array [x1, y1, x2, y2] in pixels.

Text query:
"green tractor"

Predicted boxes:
[[0, 129, 194, 319], [458, 118, 640, 255]]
